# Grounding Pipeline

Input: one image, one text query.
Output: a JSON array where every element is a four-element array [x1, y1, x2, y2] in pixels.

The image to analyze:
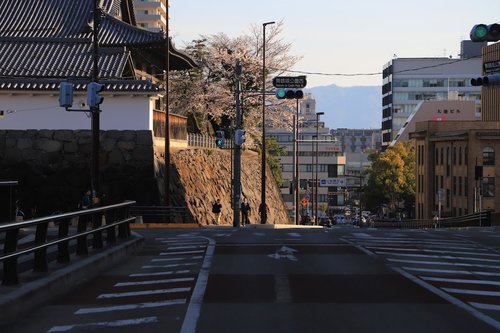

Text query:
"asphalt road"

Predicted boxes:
[[3, 225, 500, 333]]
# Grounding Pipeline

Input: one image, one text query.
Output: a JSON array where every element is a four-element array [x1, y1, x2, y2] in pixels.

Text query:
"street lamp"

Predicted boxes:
[[260, 21, 275, 224], [315, 112, 324, 225], [311, 135, 316, 220]]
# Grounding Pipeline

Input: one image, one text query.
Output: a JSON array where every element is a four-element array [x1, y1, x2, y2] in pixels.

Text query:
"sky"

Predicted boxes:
[[169, 0, 500, 88]]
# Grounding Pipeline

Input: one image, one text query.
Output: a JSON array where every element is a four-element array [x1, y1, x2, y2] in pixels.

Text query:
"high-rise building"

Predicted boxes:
[[381, 41, 484, 150], [133, 0, 167, 32]]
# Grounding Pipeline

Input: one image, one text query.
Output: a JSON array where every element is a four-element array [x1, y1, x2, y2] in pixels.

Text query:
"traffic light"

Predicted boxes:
[[59, 82, 74, 108], [275, 88, 304, 99], [235, 129, 246, 146], [471, 73, 500, 86], [215, 130, 224, 148], [87, 82, 104, 108], [470, 23, 500, 42]]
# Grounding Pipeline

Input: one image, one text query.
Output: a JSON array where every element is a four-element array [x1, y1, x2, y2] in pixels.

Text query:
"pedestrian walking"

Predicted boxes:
[[241, 199, 251, 226], [211, 199, 222, 225], [80, 190, 91, 210]]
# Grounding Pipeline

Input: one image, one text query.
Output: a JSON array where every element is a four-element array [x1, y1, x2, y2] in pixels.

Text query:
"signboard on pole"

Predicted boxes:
[[272, 76, 307, 88], [319, 178, 346, 187]]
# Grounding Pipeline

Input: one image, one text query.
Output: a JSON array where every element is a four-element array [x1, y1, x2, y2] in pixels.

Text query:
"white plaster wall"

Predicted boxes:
[[0, 92, 154, 130]]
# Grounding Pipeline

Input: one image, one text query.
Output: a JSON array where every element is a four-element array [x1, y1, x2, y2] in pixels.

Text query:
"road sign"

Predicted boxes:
[[272, 76, 307, 88], [319, 178, 346, 187]]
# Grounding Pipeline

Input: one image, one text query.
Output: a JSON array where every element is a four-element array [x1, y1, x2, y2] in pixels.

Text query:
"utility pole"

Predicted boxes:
[[164, 0, 171, 208], [295, 98, 300, 225], [91, 0, 100, 199], [233, 59, 242, 228]]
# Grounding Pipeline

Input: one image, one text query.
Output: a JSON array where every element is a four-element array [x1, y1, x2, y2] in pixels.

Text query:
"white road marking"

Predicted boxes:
[[376, 251, 500, 263], [47, 317, 158, 332], [392, 267, 500, 330], [403, 266, 500, 277], [74, 299, 186, 315], [180, 237, 215, 333], [286, 232, 301, 238], [129, 270, 190, 277], [142, 262, 198, 269], [160, 250, 205, 255], [151, 256, 203, 262], [421, 276, 500, 286], [351, 233, 372, 237], [443, 288, 500, 297], [97, 287, 190, 299], [388, 258, 500, 270], [369, 246, 493, 256], [470, 302, 500, 311], [114, 277, 194, 287], [168, 245, 206, 250]]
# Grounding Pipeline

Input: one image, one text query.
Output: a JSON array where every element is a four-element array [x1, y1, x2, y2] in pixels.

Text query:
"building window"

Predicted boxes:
[[440, 148, 444, 165], [482, 177, 495, 197], [465, 146, 468, 164], [435, 148, 439, 165], [483, 147, 495, 166], [458, 177, 462, 196], [465, 177, 468, 197], [459, 147, 462, 165], [453, 176, 456, 195]]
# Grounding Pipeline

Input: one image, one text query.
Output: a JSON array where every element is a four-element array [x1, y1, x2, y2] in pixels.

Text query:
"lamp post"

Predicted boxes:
[[315, 112, 324, 225], [164, 0, 170, 208], [260, 21, 275, 224], [311, 135, 316, 220]]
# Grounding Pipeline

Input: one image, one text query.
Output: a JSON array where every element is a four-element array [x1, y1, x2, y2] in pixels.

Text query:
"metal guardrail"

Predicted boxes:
[[0, 201, 136, 285], [373, 211, 491, 229], [129, 206, 192, 223]]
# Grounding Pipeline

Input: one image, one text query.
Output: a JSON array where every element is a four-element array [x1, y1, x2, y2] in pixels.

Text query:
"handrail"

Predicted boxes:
[[0, 200, 136, 285]]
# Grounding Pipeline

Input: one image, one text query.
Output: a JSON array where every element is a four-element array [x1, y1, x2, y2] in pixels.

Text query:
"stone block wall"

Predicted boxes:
[[0, 129, 159, 216]]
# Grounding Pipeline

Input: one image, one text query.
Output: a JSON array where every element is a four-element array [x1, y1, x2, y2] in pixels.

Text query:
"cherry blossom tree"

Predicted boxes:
[[169, 21, 302, 144]]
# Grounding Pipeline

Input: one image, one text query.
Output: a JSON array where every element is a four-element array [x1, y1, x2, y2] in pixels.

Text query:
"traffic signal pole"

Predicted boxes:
[[233, 59, 242, 228]]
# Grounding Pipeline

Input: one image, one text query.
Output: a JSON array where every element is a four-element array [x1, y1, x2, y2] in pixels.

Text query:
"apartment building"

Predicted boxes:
[[382, 41, 484, 150], [133, 0, 167, 32]]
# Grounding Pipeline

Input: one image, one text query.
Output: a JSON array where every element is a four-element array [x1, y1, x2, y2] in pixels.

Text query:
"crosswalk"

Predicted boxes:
[[46, 236, 212, 333], [344, 230, 500, 330]]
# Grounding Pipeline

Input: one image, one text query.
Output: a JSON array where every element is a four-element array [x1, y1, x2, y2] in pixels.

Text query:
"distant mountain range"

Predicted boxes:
[[305, 84, 381, 129]]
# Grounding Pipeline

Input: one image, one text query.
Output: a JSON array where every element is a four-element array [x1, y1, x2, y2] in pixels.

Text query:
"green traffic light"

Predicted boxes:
[[474, 24, 488, 39], [276, 89, 286, 99]]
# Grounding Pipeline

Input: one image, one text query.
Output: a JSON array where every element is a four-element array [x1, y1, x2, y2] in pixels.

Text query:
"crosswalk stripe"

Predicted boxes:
[[129, 270, 190, 277], [97, 287, 191, 299], [160, 250, 205, 255], [388, 258, 500, 270], [375, 251, 500, 263], [74, 300, 186, 315], [114, 277, 195, 287], [443, 288, 500, 297], [142, 262, 198, 269], [368, 246, 494, 256], [403, 266, 500, 277], [47, 317, 158, 332], [469, 302, 500, 311], [421, 276, 500, 286], [152, 256, 203, 262]]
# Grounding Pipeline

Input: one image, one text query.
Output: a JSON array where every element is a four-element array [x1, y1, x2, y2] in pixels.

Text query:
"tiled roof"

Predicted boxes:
[[0, 0, 196, 81], [0, 78, 161, 93]]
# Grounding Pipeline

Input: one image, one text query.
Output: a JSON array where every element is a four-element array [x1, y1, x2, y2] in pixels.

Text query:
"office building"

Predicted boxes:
[[382, 41, 484, 150]]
